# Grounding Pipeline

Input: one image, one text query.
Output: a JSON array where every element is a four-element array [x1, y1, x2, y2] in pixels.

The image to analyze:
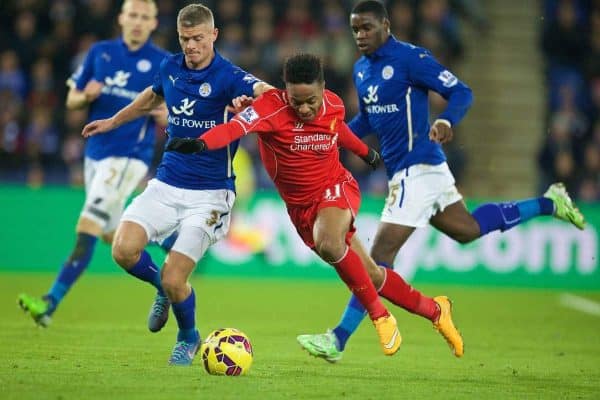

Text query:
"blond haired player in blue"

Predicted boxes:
[[18, 0, 169, 328]]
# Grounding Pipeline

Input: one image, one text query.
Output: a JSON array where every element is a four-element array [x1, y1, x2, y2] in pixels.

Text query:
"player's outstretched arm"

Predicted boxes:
[[166, 119, 247, 154], [338, 121, 381, 170], [82, 87, 164, 137]]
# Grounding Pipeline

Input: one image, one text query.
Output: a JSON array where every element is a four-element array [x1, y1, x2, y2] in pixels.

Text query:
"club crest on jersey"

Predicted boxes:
[[171, 98, 196, 116], [382, 65, 394, 80], [199, 82, 212, 97], [330, 118, 338, 132], [239, 107, 259, 124], [105, 70, 131, 87], [136, 59, 152, 73]]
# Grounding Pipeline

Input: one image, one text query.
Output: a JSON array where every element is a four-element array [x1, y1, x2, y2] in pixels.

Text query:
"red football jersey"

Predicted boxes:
[[200, 89, 369, 206]]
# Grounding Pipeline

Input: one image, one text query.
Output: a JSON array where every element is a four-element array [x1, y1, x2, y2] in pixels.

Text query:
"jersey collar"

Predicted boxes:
[[180, 50, 221, 73], [119, 36, 152, 55], [368, 35, 397, 59]]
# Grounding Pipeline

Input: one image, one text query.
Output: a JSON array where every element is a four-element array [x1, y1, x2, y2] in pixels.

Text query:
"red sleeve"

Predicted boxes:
[[199, 121, 245, 150], [200, 91, 284, 149], [337, 121, 368, 157]]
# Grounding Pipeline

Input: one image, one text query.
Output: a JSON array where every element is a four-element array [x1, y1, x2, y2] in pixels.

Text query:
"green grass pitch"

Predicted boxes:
[[1, 272, 599, 399]]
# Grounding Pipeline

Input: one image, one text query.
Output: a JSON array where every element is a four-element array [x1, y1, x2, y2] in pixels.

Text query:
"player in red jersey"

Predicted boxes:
[[166, 53, 421, 356]]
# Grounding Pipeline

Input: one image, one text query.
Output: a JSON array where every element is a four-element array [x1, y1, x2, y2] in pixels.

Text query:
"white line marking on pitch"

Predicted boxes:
[[559, 293, 600, 317]]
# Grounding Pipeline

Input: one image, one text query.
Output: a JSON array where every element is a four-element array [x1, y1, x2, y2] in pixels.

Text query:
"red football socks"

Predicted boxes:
[[331, 247, 389, 321], [378, 268, 440, 322]]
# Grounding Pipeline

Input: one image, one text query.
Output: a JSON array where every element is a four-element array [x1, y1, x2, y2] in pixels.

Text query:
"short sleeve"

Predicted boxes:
[[228, 65, 261, 99], [70, 45, 98, 90], [151, 58, 168, 96]]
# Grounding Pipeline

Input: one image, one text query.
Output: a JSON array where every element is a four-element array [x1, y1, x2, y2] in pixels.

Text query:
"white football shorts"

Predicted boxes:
[[81, 156, 149, 233], [121, 179, 235, 262], [380, 162, 462, 228]]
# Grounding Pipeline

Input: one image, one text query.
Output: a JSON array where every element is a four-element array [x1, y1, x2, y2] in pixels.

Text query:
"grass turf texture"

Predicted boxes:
[[1, 273, 599, 399]]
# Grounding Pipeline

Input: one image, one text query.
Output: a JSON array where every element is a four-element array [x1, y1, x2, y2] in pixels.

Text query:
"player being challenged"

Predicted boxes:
[[18, 0, 169, 327], [81, 3, 273, 366], [297, 0, 586, 362], [168, 53, 454, 358]]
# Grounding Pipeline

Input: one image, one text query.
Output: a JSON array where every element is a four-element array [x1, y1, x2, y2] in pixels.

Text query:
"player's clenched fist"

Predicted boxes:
[[362, 147, 381, 170], [428, 119, 454, 144], [165, 137, 207, 154]]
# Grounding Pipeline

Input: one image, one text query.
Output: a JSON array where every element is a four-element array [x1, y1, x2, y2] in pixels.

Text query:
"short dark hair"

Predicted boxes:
[[351, 0, 389, 21], [177, 3, 214, 28], [283, 54, 324, 85]]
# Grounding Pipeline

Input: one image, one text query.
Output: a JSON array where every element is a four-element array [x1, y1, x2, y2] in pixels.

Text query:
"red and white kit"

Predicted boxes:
[[200, 89, 370, 248]]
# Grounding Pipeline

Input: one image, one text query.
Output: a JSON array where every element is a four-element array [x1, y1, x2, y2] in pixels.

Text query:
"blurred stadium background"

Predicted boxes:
[[1, 0, 598, 199]]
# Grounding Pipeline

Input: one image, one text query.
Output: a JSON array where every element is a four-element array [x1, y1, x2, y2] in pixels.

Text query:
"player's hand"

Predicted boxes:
[[226, 95, 254, 114], [429, 120, 453, 144], [165, 137, 206, 154], [361, 147, 381, 170], [82, 118, 116, 137], [83, 80, 104, 103]]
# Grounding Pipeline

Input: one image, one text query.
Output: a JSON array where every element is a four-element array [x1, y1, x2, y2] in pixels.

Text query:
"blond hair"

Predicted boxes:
[[177, 4, 214, 28], [121, 0, 158, 16]]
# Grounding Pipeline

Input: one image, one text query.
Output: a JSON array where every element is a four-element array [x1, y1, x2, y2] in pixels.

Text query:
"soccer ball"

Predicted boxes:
[[200, 328, 253, 376]]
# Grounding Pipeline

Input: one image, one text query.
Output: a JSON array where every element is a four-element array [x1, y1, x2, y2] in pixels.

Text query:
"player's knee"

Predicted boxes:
[[111, 243, 138, 269], [367, 264, 386, 287], [370, 244, 399, 267], [315, 236, 346, 263], [161, 274, 183, 300], [453, 234, 475, 244]]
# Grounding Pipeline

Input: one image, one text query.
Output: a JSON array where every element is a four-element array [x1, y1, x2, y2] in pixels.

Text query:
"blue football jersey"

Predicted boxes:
[[152, 52, 259, 190], [71, 37, 169, 165], [349, 36, 473, 178]]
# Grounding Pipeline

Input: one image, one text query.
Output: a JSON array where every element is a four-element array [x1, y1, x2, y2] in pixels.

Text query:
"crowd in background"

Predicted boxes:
[[1, 0, 596, 202], [539, 0, 600, 202]]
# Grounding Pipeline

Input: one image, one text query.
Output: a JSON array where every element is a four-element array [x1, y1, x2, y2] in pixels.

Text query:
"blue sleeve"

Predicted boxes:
[[348, 70, 373, 138], [151, 58, 167, 96], [71, 45, 98, 90], [348, 112, 373, 139], [406, 48, 473, 126], [228, 65, 260, 98]]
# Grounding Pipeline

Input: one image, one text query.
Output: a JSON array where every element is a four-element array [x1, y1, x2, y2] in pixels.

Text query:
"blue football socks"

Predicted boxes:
[[332, 295, 367, 351], [173, 289, 199, 343], [126, 250, 164, 294], [47, 233, 98, 309], [473, 197, 554, 236]]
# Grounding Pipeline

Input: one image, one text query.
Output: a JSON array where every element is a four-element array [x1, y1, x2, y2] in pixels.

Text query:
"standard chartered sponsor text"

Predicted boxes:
[[290, 133, 333, 151]]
